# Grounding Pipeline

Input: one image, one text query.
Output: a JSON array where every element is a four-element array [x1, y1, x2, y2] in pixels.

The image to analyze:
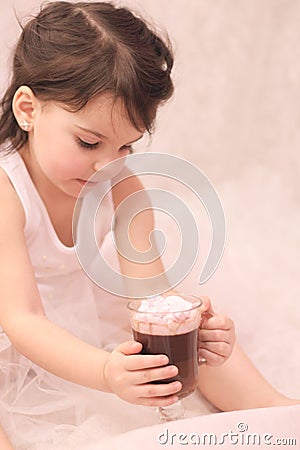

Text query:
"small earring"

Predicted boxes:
[[20, 120, 30, 132]]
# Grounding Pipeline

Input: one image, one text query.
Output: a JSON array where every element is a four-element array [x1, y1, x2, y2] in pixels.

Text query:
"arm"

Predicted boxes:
[[197, 342, 298, 411], [196, 298, 298, 410], [196, 297, 298, 410], [0, 169, 109, 390], [112, 179, 236, 363], [111, 174, 299, 410], [112, 176, 236, 363], [112, 172, 171, 296]]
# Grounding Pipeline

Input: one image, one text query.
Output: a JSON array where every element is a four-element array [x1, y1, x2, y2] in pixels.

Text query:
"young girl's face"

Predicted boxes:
[[26, 93, 143, 198]]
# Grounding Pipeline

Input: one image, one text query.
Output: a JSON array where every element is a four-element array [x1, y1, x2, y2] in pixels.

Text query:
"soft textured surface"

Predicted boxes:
[[98, 405, 300, 450]]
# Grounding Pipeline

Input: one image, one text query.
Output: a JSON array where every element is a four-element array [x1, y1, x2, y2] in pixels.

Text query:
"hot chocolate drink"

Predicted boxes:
[[133, 328, 198, 398], [128, 295, 202, 399]]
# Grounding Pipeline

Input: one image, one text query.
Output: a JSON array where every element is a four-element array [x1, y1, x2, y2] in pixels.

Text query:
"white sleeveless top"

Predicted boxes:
[[0, 151, 123, 344]]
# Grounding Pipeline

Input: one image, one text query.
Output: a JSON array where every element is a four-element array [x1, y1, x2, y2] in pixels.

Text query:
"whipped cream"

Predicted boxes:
[[130, 295, 201, 336]]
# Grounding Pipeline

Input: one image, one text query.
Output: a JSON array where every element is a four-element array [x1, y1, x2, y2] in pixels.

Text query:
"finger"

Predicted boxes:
[[198, 296, 215, 316], [198, 328, 234, 344], [136, 380, 182, 399], [198, 341, 231, 357], [115, 340, 143, 356], [133, 364, 179, 385], [125, 353, 170, 371], [198, 348, 226, 367], [135, 394, 180, 408], [200, 315, 234, 331]]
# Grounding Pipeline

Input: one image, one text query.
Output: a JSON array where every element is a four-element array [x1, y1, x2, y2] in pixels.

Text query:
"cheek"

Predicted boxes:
[[32, 111, 93, 179], [33, 127, 80, 175], [50, 149, 84, 179]]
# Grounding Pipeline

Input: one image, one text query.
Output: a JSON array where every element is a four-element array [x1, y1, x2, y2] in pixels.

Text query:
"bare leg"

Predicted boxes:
[[197, 343, 299, 411], [0, 425, 14, 450]]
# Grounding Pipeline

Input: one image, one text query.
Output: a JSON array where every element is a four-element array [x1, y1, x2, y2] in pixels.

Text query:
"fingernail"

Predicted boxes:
[[160, 355, 169, 364]]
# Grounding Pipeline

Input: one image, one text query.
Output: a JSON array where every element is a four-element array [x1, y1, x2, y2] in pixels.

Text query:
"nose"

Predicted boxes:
[[93, 161, 103, 172], [93, 156, 119, 172], [93, 157, 126, 181]]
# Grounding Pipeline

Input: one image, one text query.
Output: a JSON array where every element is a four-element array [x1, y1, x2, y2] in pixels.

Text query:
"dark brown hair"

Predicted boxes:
[[0, 1, 174, 153]]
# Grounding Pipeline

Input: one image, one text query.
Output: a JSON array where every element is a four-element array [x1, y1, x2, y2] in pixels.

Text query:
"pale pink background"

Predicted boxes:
[[1, 0, 299, 405]]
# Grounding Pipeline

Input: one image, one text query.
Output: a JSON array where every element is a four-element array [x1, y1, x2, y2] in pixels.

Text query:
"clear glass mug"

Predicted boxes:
[[127, 294, 202, 422]]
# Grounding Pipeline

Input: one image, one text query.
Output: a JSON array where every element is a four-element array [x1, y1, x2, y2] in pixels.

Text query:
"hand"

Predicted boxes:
[[103, 341, 182, 406], [198, 296, 235, 367]]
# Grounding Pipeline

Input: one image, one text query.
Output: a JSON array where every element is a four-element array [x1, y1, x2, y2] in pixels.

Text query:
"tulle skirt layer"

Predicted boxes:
[[0, 332, 136, 449], [0, 331, 217, 450]]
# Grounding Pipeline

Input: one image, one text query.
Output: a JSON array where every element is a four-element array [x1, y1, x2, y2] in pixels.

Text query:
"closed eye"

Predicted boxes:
[[119, 145, 133, 154], [77, 137, 99, 150]]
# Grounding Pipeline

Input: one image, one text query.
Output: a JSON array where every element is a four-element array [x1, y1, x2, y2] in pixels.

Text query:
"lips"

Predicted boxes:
[[76, 178, 97, 187]]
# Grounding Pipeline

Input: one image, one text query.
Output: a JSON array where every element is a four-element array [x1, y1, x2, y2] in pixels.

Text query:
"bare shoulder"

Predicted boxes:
[[0, 166, 26, 230]]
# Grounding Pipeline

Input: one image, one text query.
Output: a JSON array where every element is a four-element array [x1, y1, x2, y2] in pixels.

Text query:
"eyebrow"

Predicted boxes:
[[75, 125, 107, 139], [75, 125, 143, 144]]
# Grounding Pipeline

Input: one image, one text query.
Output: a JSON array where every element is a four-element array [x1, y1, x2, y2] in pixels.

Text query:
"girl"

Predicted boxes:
[[0, 2, 297, 449]]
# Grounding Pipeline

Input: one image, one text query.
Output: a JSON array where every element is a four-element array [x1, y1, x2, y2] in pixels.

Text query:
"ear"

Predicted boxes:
[[12, 85, 39, 132]]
